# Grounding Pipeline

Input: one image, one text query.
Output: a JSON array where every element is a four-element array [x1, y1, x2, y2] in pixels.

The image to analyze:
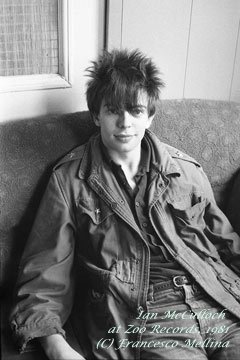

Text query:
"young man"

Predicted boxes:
[[10, 49, 240, 360]]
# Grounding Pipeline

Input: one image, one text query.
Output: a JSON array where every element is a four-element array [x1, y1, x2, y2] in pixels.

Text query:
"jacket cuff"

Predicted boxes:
[[12, 320, 66, 353]]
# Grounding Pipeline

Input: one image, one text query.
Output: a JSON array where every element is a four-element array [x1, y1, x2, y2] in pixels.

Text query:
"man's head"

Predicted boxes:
[[86, 49, 165, 159], [86, 48, 164, 118]]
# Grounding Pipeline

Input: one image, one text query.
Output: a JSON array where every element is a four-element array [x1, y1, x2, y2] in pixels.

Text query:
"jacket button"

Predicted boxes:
[[111, 202, 117, 210]]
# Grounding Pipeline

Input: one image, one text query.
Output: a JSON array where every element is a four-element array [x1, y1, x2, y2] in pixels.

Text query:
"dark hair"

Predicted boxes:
[[86, 49, 165, 117]]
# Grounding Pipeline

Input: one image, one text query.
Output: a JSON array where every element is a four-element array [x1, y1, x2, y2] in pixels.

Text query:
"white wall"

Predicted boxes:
[[107, 0, 240, 102], [0, 0, 105, 122], [1, 0, 239, 124]]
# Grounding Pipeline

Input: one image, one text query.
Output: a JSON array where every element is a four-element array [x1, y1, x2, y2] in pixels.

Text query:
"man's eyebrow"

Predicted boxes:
[[103, 103, 146, 109], [104, 103, 116, 108], [129, 104, 147, 109]]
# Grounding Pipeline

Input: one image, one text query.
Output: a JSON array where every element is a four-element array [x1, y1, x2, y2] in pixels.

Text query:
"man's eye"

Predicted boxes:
[[132, 109, 142, 116], [107, 108, 119, 115]]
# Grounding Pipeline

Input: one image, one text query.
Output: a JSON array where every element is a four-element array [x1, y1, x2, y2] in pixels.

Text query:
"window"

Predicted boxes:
[[0, 0, 70, 92]]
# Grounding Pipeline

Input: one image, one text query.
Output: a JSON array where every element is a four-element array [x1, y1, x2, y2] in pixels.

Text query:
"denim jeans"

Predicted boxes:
[[140, 281, 240, 359]]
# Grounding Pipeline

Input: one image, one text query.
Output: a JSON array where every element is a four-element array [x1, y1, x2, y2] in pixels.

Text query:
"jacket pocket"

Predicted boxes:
[[218, 273, 240, 300], [208, 257, 240, 300], [167, 194, 219, 258], [217, 265, 240, 300], [76, 196, 114, 225], [168, 194, 206, 227], [112, 259, 136, 285]]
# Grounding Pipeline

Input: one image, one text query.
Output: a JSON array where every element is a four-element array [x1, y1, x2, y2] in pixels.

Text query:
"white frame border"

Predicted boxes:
[[106, 0, 123, 50]]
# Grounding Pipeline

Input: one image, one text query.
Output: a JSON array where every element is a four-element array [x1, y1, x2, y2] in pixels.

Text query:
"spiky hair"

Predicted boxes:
[[86, 49, 164, 117]]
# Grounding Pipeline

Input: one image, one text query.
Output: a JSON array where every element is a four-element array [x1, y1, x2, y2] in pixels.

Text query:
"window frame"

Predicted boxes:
[[0, 0, 71, 93]]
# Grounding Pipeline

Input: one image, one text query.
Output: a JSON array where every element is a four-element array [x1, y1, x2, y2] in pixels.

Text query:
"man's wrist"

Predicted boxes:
[[39, 334, 69, 358], [39, 334, 85, 360]]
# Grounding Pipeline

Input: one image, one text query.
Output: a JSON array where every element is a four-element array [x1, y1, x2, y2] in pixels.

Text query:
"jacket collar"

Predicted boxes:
[[144, 129, 181, 176], [78, 129, 181, 180]]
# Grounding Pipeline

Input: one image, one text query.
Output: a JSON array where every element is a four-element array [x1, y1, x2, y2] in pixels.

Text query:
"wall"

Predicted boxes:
[[0, 0, 105, 122], [1, 0, 239, 124], [107, 0, 240, 102]]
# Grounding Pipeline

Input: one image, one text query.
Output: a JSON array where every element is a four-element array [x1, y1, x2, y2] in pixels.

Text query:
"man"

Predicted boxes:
[[10, 49, 240, 360]]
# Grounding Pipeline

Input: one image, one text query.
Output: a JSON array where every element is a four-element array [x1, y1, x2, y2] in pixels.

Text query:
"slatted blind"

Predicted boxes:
[[0, 0, 59, 76]]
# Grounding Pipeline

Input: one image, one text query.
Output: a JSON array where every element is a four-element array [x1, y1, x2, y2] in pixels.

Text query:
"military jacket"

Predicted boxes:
[[10, 130, 240, 359]]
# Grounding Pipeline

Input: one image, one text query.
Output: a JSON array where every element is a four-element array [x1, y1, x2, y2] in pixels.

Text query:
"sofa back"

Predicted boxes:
[[1, 99, 240, 292], [0, 112, 97, 292]]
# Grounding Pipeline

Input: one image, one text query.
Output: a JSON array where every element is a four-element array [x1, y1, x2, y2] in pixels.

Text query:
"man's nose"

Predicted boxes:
[[117, 111, 132, 128]]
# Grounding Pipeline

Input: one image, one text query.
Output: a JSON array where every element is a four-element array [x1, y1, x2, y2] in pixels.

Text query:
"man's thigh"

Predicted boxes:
[[206, 309, 240, 360], [183, 286, 240, 360], [140, 287, 208, 359], [139, 284, 240, 360]]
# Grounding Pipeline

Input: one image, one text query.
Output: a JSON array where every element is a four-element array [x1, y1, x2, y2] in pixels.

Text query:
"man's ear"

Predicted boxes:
[[146, 114, 155, 129], [93, 114, 100, 127]]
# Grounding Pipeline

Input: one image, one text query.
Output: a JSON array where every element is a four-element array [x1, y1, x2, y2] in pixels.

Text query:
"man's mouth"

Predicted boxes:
[[115, 134, 135, 137], [114, 134, 135, 142]]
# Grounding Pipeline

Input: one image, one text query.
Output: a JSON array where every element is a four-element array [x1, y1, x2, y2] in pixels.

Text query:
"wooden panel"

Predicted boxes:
[[184, 0, 240, 100], [107, 0, 192, 99], [106, 0, 123, 49], [230, 20, 240, 102]]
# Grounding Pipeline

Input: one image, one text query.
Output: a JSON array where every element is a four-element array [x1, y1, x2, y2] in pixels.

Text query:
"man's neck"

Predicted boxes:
[[107, 146, 141, 189]]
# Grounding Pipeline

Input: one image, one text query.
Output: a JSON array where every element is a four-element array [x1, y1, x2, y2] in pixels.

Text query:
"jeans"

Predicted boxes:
[[140, 280, 240, 359]]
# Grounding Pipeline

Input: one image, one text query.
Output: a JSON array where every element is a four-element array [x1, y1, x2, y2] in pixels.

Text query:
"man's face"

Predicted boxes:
[[94, 92, 154, 158]]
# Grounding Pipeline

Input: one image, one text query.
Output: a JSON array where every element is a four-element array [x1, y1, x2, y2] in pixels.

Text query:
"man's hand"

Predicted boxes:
[[39, 334, 86, 360]]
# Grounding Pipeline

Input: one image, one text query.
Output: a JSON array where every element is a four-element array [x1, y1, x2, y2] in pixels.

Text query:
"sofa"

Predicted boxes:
[[1, 99, 240, 359]]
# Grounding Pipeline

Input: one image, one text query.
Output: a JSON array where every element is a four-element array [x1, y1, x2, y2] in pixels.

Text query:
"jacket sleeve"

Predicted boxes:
[[10, 170, 76, 352], [198, 166, 240, 275]]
